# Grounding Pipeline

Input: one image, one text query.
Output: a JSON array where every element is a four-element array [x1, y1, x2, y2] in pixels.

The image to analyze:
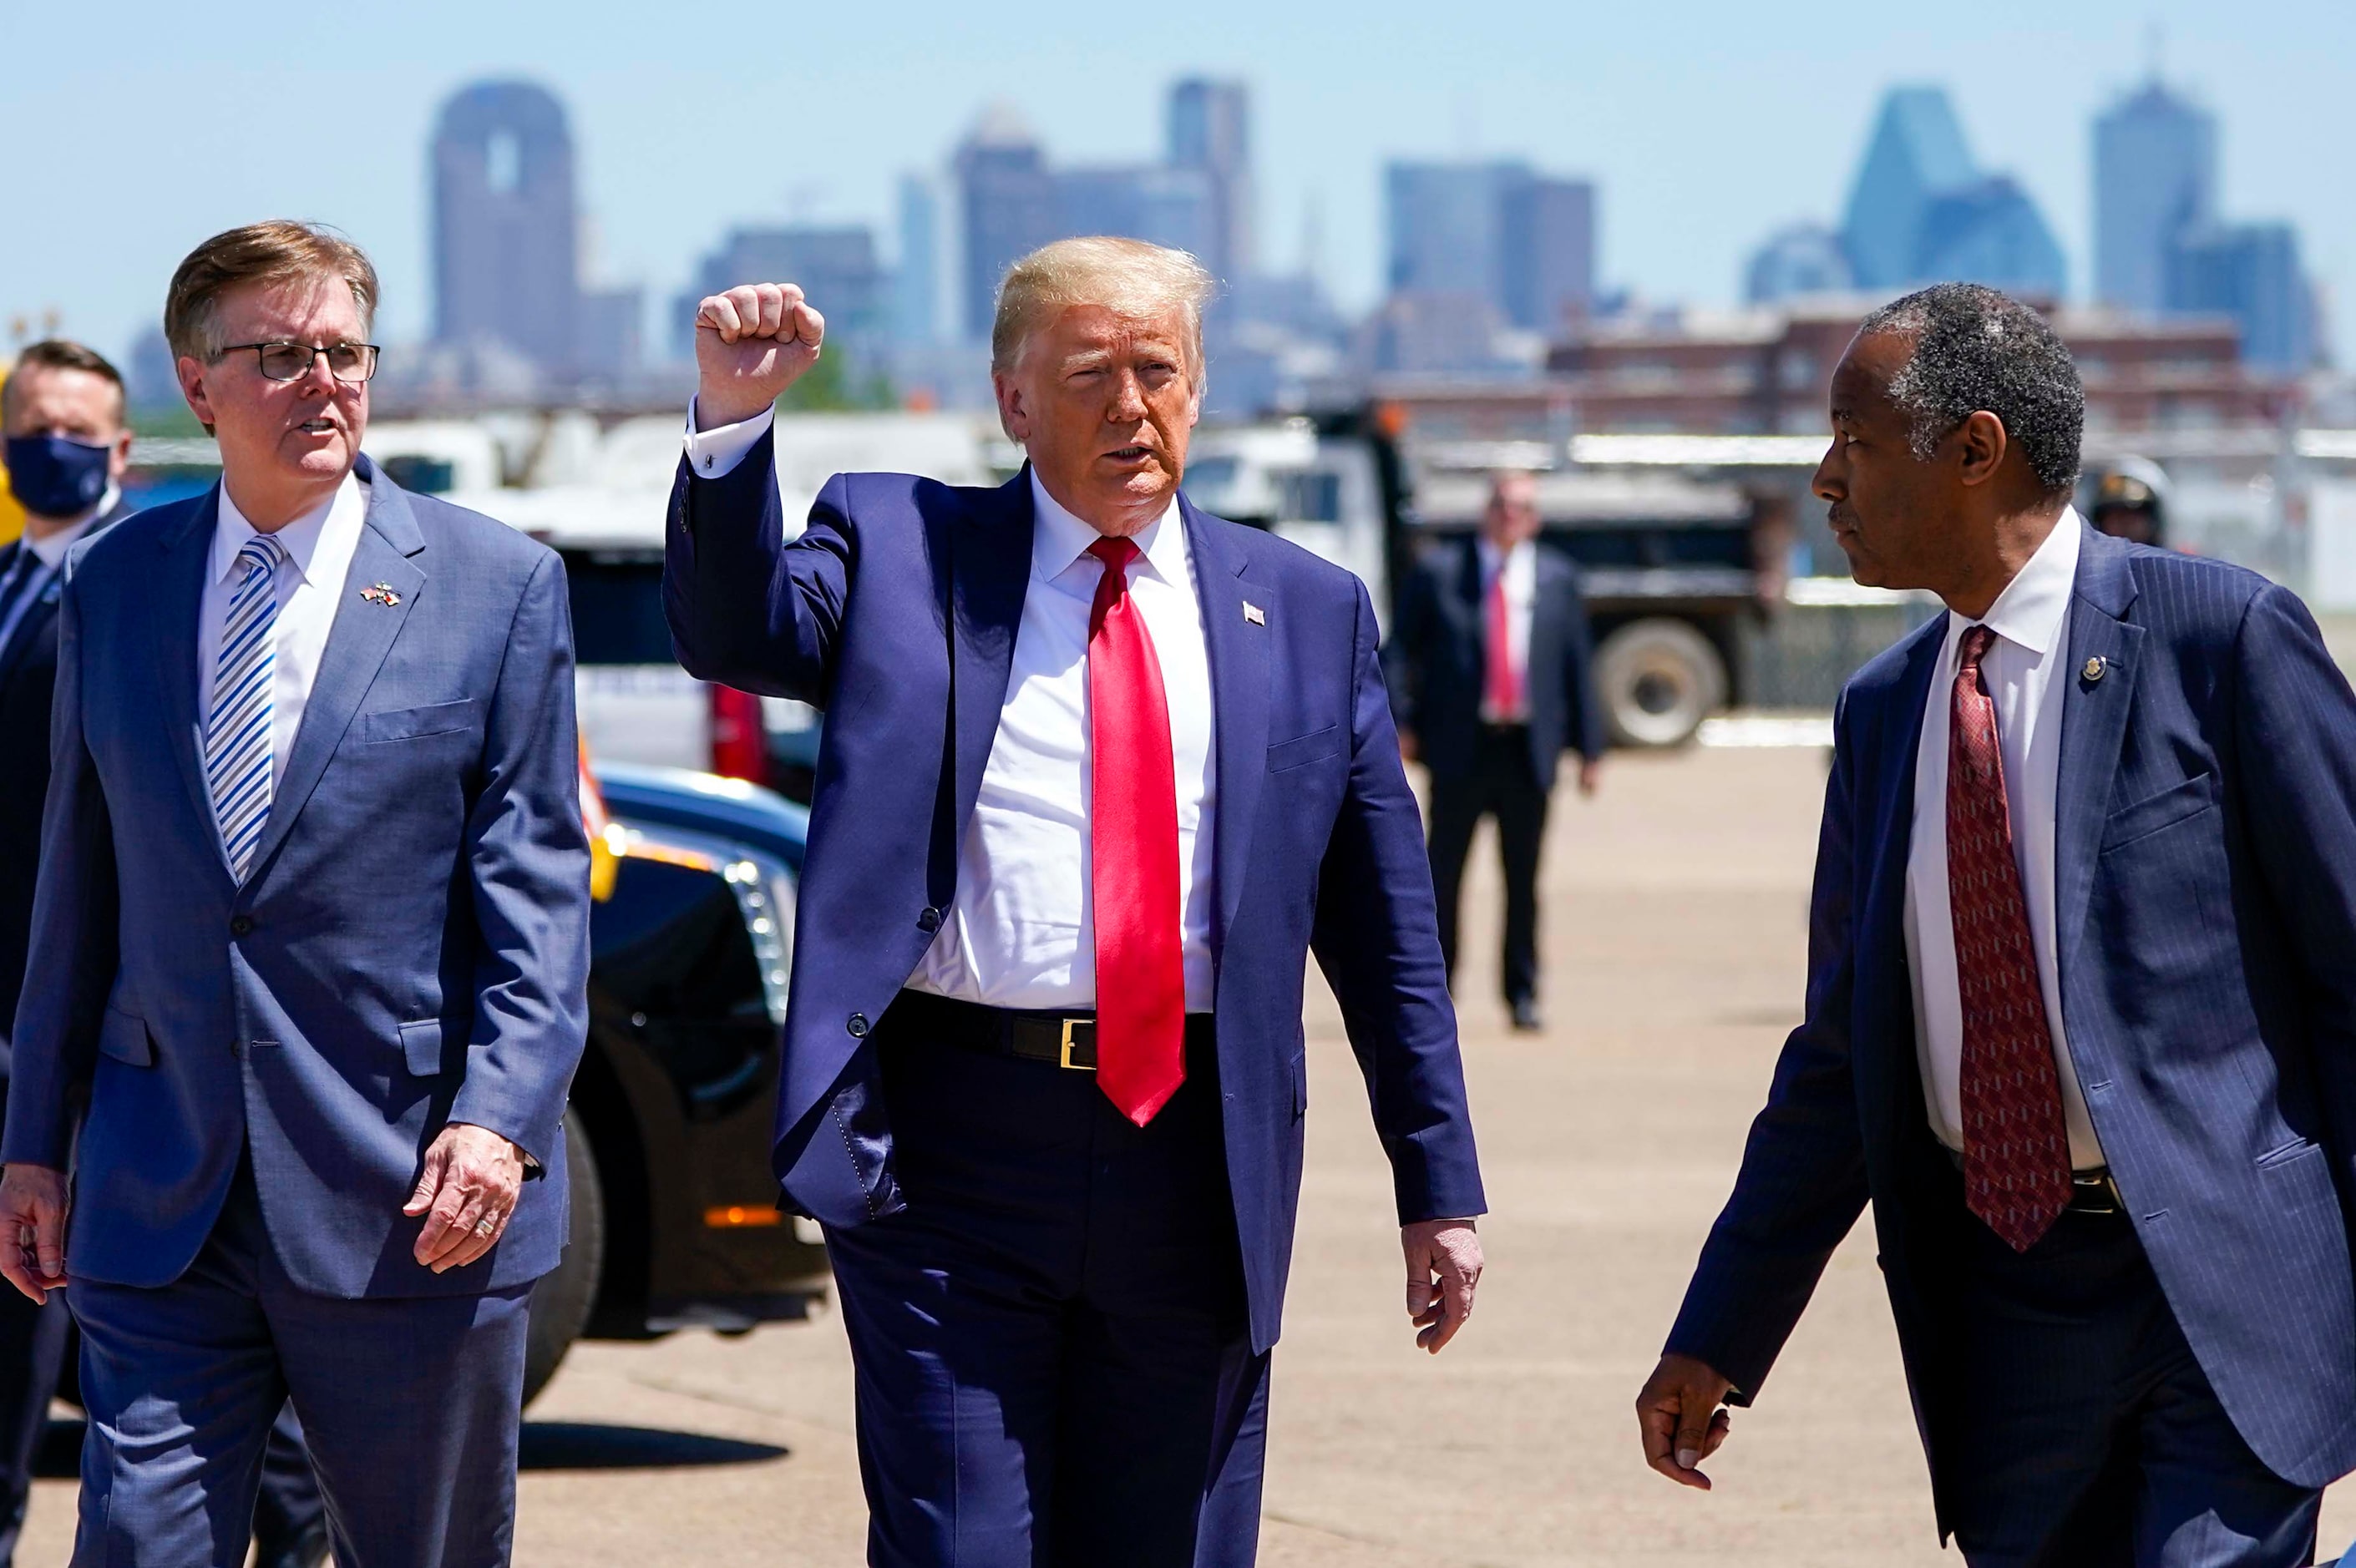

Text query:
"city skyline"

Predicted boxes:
[[6, 0, 2352, 374]]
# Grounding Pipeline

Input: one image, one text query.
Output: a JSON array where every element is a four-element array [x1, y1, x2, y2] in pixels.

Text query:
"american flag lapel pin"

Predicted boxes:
[[360, 583, 401, 606], [1243, 601, 1265, 625]]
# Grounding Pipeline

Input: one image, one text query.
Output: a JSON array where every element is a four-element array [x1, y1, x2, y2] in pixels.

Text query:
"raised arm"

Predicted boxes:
[[661, 282, 850, 703]]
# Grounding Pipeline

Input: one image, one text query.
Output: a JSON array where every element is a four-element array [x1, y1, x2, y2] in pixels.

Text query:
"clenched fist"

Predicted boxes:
[[693, 282, 826, 431]]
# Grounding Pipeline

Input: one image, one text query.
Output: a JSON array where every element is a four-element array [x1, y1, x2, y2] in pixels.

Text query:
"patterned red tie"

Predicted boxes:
[[1087, 536, 1187, 1125], [1484, 563, 1521, 718], [1948, 625, 2073, 1252]]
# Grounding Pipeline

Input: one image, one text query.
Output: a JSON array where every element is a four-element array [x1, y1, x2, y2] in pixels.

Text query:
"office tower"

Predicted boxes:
[[1167, 78, 1254, 283], [686, 226, 886, 372], [430, 80, 581, 379], [954, 104, 1056, 341], [2094, 79, 2217, 311], [1501, 175, 1596, 331], [576, 287, 643, 382], [1840, 85, 2064, 296], [1745, 223, 1855, 303], [1386, 161, 1521, 300], [894, 174, 942, 347], [2169, 221, 2316, 371], [1053, 165, 1219, 260]]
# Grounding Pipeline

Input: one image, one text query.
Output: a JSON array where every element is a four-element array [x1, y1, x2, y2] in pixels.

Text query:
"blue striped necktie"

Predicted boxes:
[[205, 534, 290, 879]]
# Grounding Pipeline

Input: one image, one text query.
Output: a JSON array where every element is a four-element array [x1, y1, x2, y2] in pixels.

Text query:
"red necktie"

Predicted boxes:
[[1087, 536, 1186, 1125], [1948, 625, 2073, 1252], [1484, 561, 1521, 718]]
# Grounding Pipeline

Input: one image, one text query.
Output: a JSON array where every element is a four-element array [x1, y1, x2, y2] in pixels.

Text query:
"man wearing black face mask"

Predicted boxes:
[[0, 338, 132, 1563]]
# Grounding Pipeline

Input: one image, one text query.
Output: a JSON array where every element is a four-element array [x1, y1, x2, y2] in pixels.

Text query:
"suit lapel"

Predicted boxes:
[[1854, 615, 1945, 1129], [2054, 525, 2144, 986], [0, 543, 35, 685], [1185, 498, 1272, 952], [947, 472, 1034, 835], [245, 464, 426, 881], [150, 488, 233, 877]]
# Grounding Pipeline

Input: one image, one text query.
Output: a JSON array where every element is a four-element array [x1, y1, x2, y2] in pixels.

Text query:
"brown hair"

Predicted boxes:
[[1, 338, 127, 425], [163, 220, 380, 362]]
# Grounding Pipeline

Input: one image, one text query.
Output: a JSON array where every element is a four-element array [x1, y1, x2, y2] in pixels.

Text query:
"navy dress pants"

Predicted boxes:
[[825, 999, 1269, 1568], [67, 1158, 532, 1568], [1426, 724, 1549, 1008], [0, 1282, 69, 1565], [1944, 1198, 2322, 1567]]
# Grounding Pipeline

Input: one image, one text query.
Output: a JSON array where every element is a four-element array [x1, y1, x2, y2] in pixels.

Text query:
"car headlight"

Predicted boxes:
[[721, 857, 793, 1027]]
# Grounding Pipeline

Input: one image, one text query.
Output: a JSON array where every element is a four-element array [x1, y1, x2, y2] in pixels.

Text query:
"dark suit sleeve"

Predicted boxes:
[[447, 552, 591, 1166], [1560, 568, 1607, 761], [1, 572, 116, 1169], [1312, 577, 1487, 1223], [663, 428, 854, 702], [2232, 584, 2356, 1065], [1379, 556, 1434, 737], [1662, 693, 1870, 1402]]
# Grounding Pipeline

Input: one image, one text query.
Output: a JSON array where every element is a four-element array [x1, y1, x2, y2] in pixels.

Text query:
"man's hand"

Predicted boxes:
[[0, 1165, 69, 1305], [1578, 758, 1602, 797], [694, 282, 827, 430], [1636, 1353, 1735, 1490], [404, 1123, 527, 1273], [1401, 1218, 1482, 1353]]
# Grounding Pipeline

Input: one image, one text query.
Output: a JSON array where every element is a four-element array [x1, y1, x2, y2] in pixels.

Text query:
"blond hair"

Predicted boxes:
[[990, 236, 1216, 385], [164, 220, 380, 362]]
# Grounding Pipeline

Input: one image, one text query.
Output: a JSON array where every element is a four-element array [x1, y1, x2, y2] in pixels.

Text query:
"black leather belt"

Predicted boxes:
[[884, 990, 1213, 1072], [1944, 1145, 2126, 1215]]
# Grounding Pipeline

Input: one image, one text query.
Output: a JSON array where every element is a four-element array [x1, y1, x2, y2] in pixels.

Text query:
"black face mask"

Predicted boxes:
[[3, 433, 112, 520]]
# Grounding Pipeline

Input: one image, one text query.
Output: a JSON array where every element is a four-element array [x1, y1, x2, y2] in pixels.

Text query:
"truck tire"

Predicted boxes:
[[1596, 618, 1727, 749], [523, 1107, 605, 1407]]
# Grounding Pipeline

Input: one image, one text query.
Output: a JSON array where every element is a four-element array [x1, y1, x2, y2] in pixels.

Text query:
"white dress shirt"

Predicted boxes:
[[1903, 510, 2105, 1171], [686, 404, 1220, 1011], [1475, 536, 1536, 723], [195, 472, 369, 792]]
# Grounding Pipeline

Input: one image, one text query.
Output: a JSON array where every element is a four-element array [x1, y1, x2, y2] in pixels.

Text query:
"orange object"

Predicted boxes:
[[702, 1205, 783, 1229]]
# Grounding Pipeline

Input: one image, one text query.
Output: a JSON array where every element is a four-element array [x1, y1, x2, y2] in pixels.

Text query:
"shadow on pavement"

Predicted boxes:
[[34, 1417, 788, 1478]]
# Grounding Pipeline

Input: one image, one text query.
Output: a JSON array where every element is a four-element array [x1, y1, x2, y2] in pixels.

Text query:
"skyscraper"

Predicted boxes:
[[1840, 86, 2064, 296], [1053, 165, 1218, 261], [954, 105, 1056, 341], [2094, 80, 2217, 311], [2169, 222, 2316, 372], [1385, 161, 1595, 332], [430, 80, 580, 380], [1167, 78, 1254, 284], [894, 174, 942, 347], [1500, 176, 1595, 331], [1745, 223, 1854, 303]]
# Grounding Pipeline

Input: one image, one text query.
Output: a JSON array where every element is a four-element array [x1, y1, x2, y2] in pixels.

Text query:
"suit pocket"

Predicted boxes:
[[1268, 726, 1345, 774], [98, 1006, 155, 1067], [354, 698, 480, 744], [2099, 771, 2218, 854], [399, 1019, 446, 1077]]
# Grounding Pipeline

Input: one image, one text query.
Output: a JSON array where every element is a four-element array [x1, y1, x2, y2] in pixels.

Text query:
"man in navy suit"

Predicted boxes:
[[1386, 471, 1604, 1029], [1637, 282, 2356, 1565], [0, 222, 589, 1565], [666, 237, 1487, 1566]]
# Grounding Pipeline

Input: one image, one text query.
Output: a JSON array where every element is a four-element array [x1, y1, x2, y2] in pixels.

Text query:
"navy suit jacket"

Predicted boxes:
[[664, 437, 1487, 1353], [1384, 538, 1605, 792], [1668, 524, 2356, 1503], [0, 496, 129, 1060], [3, 456, 590, 1297]]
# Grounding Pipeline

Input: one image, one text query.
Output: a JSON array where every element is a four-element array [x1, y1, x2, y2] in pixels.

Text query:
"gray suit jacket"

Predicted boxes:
[[3, 455, 590, 1297]]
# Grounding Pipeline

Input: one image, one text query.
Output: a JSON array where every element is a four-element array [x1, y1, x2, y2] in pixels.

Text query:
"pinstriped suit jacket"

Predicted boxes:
[[1668, 523, 2356, 1508]]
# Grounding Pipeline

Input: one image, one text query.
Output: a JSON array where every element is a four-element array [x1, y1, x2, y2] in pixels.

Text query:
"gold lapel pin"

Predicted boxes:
[[1243, 601, 1265, 625], [2081, 655, 2107, 683]]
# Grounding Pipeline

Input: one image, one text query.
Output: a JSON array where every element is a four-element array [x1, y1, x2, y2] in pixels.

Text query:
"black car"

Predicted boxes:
[[524, 761, 827, 1399]]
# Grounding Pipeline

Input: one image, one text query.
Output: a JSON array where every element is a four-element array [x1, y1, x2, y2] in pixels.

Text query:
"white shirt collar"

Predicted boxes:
[[1955, 508, 2081, 658], [1027, 468, 1186, 589], [21, 485, 113, 569], [211, 471, 367, 589]]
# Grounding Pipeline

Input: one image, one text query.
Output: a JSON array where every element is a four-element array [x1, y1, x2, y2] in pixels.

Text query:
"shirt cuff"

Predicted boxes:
[[683, 399, 776, 481]]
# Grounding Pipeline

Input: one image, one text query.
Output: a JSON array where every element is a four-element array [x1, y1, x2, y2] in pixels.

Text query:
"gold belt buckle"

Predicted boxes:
[[1058, 1019, 1095, 1071]]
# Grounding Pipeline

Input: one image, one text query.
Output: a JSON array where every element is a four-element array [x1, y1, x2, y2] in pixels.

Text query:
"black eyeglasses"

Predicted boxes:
[[218, 341, 381, 384]]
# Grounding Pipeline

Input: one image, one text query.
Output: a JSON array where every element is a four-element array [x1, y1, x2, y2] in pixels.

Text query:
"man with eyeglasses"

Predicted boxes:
[[0, 220, 590, 1564]]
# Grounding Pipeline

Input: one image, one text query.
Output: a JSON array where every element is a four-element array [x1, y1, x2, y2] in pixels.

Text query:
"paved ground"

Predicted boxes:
[[19, 744, 2355, 1563]]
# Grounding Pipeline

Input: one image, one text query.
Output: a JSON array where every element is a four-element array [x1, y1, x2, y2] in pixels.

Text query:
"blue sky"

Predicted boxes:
[[8, 0, 2352, 369]]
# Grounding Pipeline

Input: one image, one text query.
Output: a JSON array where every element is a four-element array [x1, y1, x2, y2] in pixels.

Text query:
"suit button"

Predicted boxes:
[[847, 1014, 869, 1039], [918, 907, 941, 933], [230, 915, 254, 937]]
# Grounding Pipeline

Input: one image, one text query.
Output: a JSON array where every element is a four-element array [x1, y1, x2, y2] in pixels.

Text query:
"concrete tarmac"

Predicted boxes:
[[18, 745, 2355, 1563]]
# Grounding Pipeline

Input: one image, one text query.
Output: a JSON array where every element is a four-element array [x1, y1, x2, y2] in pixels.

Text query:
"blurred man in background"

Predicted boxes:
[[2090, 458, 2170, 548], [1386, 471, 1604, 1032]]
